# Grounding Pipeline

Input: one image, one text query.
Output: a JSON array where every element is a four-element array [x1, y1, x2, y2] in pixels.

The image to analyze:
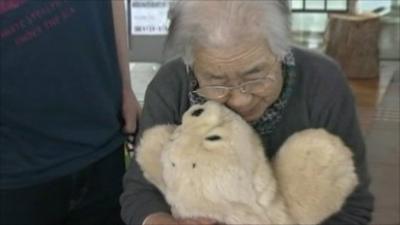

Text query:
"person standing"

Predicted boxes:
[[0, 1, 139, 224]]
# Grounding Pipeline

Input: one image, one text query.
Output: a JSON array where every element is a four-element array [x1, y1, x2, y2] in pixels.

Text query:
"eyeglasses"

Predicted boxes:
[[193, 75, 275, 100]]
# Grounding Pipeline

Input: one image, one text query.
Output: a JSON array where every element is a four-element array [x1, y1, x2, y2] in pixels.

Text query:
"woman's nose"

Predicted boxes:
[[225, 89, 253, 114]]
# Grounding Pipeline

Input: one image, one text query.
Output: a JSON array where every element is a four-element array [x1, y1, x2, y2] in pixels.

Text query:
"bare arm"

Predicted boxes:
[[111, 0, 141, 133], [112, 0, 132, 90]]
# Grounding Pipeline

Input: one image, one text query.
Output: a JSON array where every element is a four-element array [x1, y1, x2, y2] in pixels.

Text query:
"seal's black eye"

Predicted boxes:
[[171, 162, 175, 167], [192, 163, 196, 168], [206, 135, 222, 141], [191, 108, 204, 117]]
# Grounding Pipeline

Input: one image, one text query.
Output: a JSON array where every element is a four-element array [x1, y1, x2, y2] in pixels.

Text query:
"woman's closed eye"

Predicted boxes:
[[244, 68, 262, 76]]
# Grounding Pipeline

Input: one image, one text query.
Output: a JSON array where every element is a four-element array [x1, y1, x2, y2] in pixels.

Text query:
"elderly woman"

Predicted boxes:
[[120, 1, 373, 225]]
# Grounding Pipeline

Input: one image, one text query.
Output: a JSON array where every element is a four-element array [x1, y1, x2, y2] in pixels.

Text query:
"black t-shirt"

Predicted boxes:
[[0, 0, 124, 188]]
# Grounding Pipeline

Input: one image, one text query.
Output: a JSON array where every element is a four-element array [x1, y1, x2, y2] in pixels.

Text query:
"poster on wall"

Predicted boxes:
[[130, 0, 170, 35]]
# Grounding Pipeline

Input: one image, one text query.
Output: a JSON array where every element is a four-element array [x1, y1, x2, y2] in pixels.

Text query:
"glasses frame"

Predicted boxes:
[[193, 75, 276, 100]]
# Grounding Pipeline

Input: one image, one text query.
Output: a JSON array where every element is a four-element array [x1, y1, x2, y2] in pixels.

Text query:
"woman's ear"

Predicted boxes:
[[136, 125, 177, 192]]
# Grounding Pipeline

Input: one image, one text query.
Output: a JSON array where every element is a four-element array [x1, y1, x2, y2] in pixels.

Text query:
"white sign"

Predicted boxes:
[[130, 0, 170, 35]]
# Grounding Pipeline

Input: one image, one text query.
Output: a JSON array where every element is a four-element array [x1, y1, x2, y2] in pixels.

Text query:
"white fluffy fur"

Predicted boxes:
[[136, 101, 358, 225]]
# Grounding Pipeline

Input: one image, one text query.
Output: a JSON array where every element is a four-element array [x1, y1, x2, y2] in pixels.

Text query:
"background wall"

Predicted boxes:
[[129, 36, 166, 63], [127, 0, 398, 63]]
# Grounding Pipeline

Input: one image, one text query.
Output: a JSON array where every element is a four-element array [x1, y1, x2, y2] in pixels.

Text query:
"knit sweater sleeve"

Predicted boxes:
[[307, 58, 374, 225], [120, 59, 189, 225]]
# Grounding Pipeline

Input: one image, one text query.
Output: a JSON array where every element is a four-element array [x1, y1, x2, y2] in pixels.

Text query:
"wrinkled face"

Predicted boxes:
[[193, 38, 283, 122]]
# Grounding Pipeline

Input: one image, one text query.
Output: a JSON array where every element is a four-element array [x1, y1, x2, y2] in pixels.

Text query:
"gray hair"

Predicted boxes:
[[164, 0, 291, 65]]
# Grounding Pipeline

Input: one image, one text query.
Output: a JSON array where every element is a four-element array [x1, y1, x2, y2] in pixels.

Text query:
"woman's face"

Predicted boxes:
[[193, 39, 284, 122]]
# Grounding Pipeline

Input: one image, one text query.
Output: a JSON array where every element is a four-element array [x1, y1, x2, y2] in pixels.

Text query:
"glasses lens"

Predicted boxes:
[[195, 87, 229, 99], [242, 78, 272, 93]]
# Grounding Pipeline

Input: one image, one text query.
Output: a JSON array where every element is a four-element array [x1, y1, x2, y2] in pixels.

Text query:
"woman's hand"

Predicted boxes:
[[143, 212, 179, 225], [177, 217, 218, 225], [144, 212, 218, 225]]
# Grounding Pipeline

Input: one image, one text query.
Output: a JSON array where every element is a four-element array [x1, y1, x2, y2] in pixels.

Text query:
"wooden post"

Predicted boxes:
[[325, 13, 381, 79], [348, 0, 358, 14]]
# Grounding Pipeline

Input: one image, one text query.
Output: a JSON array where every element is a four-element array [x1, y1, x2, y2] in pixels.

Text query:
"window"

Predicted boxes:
[[290, 0, 349, 13], [127, 0, 170, 36]]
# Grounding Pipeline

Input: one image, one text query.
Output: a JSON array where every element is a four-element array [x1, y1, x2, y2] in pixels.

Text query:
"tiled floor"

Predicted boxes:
[[350, 62, 399, 225], [349, 61, 400, 133]]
